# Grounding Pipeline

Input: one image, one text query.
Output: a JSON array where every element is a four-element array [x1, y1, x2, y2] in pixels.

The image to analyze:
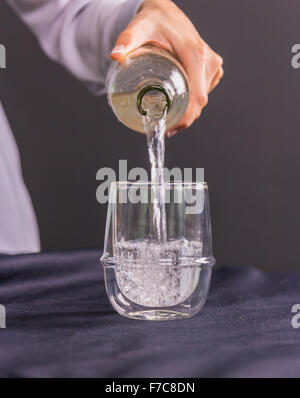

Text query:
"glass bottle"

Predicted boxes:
[[106, 45, 189, 133]]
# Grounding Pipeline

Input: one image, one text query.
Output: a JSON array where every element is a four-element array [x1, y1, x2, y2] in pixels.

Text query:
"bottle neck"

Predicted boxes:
[[137, 85, 171, 116]]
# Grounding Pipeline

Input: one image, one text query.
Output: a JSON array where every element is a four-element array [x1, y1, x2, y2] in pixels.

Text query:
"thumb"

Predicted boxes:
[[111, 27, 148, 61]]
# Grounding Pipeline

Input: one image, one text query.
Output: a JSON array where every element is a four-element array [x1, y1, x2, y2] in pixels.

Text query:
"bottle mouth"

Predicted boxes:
[[137, 85, 171, 116]]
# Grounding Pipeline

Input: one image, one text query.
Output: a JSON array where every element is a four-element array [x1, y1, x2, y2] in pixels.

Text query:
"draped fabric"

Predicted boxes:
[[0, 250, 299, 377]]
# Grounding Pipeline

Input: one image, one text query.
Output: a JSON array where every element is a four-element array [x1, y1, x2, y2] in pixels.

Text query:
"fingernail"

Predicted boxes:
[[111, 44, 125, 55], [167, 130, 178, 138]]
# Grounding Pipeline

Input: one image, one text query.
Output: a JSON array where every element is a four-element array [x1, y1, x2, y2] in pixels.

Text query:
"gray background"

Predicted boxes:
[[0, 0, 299, 271]]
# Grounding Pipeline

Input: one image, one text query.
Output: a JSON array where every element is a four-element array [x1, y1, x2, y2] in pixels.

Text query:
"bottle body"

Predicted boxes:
[[106, 45, 189, 133]]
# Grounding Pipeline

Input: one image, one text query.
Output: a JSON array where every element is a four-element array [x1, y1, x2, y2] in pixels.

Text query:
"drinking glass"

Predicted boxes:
[[100, 182, 215, 321]]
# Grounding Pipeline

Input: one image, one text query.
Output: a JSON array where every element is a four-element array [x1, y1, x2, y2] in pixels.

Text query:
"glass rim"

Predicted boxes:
[[111, 181, 208, 189]]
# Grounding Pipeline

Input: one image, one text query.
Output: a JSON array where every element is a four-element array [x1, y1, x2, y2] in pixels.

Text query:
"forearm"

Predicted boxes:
[[7, 0, 144, 94]]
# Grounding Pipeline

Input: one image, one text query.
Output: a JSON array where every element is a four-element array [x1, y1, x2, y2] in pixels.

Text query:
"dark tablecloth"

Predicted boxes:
[[0, 250, 299, 378]]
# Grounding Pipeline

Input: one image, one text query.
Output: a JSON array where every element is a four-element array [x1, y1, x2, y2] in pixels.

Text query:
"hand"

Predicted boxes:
[[111, 0, 224, 136]]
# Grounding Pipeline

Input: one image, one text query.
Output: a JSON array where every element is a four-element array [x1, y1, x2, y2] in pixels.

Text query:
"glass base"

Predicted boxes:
[[103, 265, 213, 321], [125, 310, 193, 321]]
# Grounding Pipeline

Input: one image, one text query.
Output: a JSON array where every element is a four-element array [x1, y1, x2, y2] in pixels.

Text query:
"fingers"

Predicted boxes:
[[110, 7, 158, 62], [111, 19, 173, 62], [111, 27, 145, 61], [209, 66, 224, 93], [167, 46, 223, 136], [168, 44, 209, 133], [166, 100, 203, 137]]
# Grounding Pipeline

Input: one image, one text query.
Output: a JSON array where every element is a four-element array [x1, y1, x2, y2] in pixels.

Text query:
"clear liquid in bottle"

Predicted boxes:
[[106, 45, 189, 133]]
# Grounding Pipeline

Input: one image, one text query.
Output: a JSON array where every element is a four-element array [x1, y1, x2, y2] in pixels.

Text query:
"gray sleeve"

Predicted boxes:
[[7, 0, 144, 94], [0, 102, 40, 254]]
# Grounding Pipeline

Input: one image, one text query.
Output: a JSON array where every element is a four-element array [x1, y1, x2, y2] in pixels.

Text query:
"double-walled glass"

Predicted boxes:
[[101, 182, 215, 321]]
